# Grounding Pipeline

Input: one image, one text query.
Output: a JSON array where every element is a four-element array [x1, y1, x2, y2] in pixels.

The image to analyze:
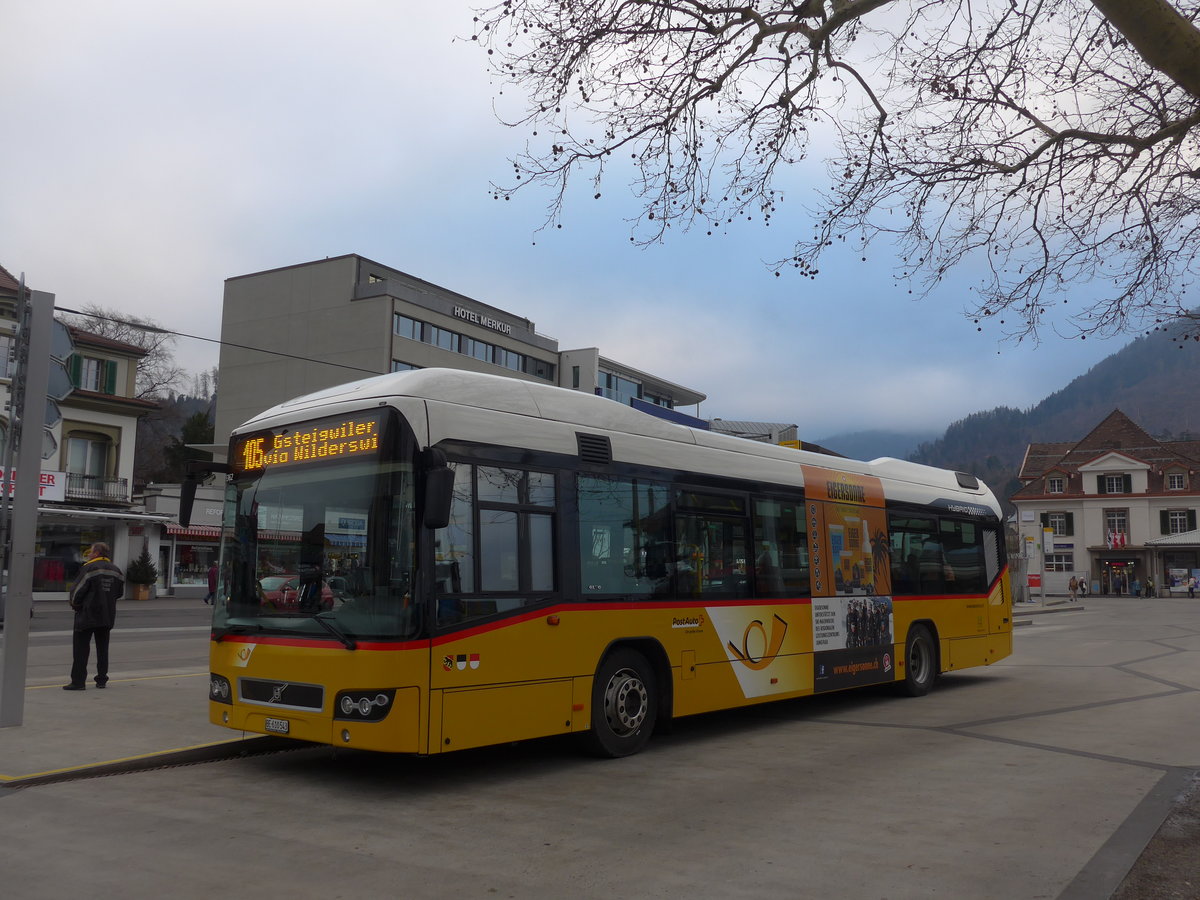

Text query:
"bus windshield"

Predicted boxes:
[[212, 454, 419, 641]]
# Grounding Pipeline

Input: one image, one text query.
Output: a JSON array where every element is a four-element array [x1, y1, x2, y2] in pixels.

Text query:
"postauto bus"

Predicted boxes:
[[186, 369, 1011, 757]]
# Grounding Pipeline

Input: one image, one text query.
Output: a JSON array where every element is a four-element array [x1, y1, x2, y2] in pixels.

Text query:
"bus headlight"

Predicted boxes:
[[210, 674, 233, 704], [334, 689, 394, 722]]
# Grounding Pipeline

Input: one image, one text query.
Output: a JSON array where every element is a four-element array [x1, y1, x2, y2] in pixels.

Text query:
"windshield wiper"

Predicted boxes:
[[313, 613, 357, 650], [213, 622, 264, 643]]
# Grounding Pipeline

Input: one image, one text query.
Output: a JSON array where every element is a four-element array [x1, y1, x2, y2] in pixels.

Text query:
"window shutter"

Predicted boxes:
[[68, 355, 82, 388], [1064, 512, 1074, 536], [1039, 513, 1048, 527], [1189, 510, 1197, 532], [1161, 511, 1170, 535], [103, 361, 118, 395], [1097, 476, 1107, 494], [1123, 474, 1133, 493]]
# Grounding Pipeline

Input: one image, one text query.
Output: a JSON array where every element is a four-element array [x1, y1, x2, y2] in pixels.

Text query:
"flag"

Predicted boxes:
[[1106, 530, 1114, 550]]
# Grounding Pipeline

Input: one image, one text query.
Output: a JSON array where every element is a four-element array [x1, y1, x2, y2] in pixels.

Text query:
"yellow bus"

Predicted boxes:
[[190, 368, 1012, 757]]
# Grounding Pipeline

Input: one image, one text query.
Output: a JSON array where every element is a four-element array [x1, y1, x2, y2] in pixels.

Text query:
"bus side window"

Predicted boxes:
[[578, 475, 671, 599], [889, 515, 940, 595], [752, 498, 808, 598]]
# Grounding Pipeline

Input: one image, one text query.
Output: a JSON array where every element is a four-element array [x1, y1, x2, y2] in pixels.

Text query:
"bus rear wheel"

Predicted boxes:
[[902, 625, 937, 697], [582, 648, 657, 758]]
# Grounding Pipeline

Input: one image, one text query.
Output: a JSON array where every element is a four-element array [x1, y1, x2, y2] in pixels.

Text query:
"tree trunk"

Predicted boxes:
[[1091, 0, 1200, 102]]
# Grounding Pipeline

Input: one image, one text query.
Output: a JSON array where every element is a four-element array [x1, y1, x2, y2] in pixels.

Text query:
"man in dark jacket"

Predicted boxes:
[[63, 542, 125, 690]]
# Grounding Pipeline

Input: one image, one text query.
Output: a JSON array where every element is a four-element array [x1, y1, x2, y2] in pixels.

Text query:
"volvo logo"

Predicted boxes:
[[269, 683, 289, 703]]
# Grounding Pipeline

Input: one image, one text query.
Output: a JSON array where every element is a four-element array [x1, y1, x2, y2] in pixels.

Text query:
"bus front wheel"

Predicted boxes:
[[582, 648, 657, 758], [902, 625, 937, 697]]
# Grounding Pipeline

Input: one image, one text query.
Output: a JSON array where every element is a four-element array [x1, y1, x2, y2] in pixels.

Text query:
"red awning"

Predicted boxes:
[[165, 524, 222, 539]]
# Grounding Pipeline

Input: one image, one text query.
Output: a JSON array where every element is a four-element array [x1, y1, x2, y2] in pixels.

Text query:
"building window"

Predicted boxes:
[[368, 273, 385, 283], [1045, 553, 1074, 572], [70, 356, 116, 394], [1047, 476, 1064, 494], [1046, 512, 1073, 536], [1104, 475, 1127, 494], [393, 314, 421, 341], [0, 334, 14, 379], [68, 435, 107, 475], [598, 371, 641, 405], [1162, 509, 1197, 534], [464, 338, 493, 362], [391, 361, 419, 373], [429, 325, 460, 352], [1167, 472, 1187, 491]]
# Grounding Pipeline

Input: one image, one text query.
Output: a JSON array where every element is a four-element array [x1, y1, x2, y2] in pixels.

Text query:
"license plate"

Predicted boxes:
[[264, 717, 290, 735]]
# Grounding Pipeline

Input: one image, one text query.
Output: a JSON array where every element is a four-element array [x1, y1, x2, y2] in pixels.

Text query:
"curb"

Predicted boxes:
[[1014, 603, 1086, 625], [0, 736, 303, 789]]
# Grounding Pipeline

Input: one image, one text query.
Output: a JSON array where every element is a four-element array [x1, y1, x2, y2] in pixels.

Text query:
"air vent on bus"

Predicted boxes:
[[577, 433, 612, 465], [955, 472, 980, 490]]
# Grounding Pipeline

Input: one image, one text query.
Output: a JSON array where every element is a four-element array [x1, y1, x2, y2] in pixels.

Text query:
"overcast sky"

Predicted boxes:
[[1, 1, 1131, 442]]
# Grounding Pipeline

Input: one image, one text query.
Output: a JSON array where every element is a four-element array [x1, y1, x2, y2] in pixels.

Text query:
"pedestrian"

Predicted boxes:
[[205, 561, 218, 605], [1146, 577, 1155, 599], [1068, 576, 1079, 602], [63, 542, 125, 691], [1131, 577, 1141, 598], [1189, 576, 1197, 600]]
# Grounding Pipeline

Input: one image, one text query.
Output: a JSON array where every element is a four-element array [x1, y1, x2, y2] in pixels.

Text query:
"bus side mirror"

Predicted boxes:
[[180, 460, 232, 528], [423, 465, 454, 530], [179, 479, 198, 527]]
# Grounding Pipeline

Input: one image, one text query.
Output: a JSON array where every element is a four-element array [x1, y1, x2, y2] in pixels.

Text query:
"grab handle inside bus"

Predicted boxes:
[[180, 460, 232, 527], [421, 449, 454, 530]]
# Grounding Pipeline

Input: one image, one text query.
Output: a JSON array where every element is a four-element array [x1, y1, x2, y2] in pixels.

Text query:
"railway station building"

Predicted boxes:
[[1011, 410, 1200, 597]]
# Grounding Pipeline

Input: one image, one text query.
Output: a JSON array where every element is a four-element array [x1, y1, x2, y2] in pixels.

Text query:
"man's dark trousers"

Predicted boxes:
[[70, 627, 112, 687]]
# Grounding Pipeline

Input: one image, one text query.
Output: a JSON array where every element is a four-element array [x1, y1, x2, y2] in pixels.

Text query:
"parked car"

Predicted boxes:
[[258, 574, 334, 612]]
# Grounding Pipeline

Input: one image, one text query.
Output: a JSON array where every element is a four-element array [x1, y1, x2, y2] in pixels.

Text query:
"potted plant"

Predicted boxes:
[[126, 542, 158, 600]]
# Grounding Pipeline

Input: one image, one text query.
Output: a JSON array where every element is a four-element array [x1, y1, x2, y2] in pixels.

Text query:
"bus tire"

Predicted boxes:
[[902, 625, 937, 697], [582, 648, 657, 758]]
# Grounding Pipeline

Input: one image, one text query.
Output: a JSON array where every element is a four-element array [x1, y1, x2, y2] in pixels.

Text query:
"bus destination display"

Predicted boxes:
[[234, 413, 382, 473]]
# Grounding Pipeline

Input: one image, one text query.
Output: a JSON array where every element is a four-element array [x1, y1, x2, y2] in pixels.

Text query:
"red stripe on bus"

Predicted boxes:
[[431, 597, 813, 645]]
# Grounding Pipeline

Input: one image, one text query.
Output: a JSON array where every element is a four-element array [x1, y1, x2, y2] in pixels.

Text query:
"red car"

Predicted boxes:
[[259, 575, 334, 611]]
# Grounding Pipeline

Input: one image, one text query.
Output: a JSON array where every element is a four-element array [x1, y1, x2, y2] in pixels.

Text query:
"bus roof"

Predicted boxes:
[[241, 368, 999, 513]]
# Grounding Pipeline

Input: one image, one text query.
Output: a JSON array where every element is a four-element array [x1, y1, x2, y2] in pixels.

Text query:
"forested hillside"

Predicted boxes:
[[911, 325, 1200, 510]]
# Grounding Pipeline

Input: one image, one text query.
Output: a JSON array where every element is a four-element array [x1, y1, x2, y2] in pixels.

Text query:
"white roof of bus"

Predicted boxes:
[[243, 368, 998, 511]]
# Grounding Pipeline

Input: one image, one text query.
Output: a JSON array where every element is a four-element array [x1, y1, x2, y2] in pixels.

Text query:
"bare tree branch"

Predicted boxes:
[[475, 0, 1200, 342]]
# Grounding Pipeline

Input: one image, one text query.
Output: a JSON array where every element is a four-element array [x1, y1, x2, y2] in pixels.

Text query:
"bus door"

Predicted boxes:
[[429, 463, 574, 751]]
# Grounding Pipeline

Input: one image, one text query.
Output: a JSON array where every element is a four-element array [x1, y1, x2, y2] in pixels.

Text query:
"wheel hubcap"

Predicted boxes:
[[603, 667, 648, 736], [911, 639, 928, 681]]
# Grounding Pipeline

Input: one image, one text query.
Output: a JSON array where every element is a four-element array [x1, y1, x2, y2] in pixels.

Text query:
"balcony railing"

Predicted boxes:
[[65, 472, 129, 504]]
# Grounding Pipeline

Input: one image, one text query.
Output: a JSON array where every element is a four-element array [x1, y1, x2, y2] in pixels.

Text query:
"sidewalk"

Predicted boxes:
[[0, 675, 277, 786], [0, 597, 279, 787]]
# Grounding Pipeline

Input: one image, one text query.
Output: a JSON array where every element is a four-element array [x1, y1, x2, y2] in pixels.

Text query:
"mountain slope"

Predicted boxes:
[[911, 325, 1200, 507]]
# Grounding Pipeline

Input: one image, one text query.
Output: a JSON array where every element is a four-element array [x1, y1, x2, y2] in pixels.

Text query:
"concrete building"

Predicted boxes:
[[1012, 409, 1200, 596], [0, 264, 166, 595], [214, 255, 707, 445]]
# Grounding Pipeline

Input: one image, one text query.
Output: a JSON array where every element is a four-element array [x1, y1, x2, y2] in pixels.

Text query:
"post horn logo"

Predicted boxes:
[[728, 614, 788, 670]]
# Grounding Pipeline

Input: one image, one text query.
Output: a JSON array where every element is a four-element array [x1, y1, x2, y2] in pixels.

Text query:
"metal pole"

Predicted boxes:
[[0, 290, 54, 727], [0, 276, 28, 604]]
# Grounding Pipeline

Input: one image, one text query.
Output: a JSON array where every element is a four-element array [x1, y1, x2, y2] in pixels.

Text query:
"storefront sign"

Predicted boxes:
[[2, 469, 66, 502]]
